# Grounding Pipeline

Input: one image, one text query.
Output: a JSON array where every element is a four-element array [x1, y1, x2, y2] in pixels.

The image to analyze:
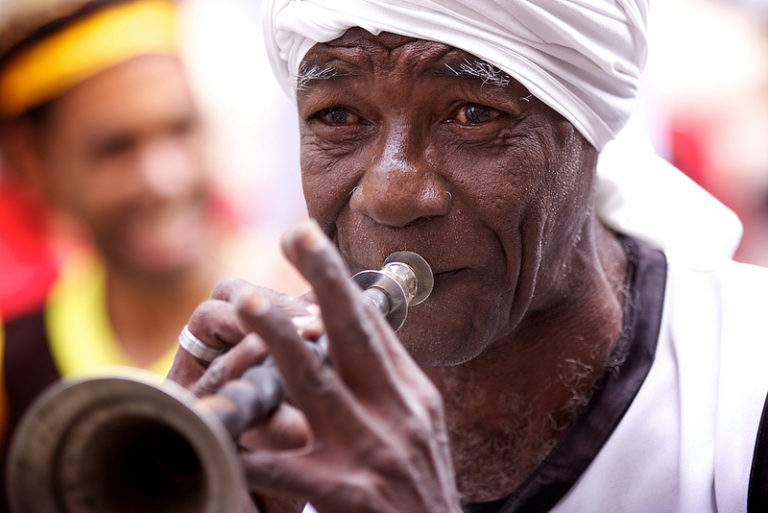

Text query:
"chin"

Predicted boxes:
[[105, 244, 202, 285], [397, 315, 488, 367]]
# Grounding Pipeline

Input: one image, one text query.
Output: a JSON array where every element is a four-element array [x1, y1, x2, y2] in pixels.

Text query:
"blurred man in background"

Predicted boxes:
[[0, 0, 305, 505]]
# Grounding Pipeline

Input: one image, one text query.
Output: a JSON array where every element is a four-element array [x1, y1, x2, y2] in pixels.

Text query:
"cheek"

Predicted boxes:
[[300, 145, 362, 234], [51, 157, 135, 235], [537, 133, 596, 259], [78, 163, 132, 213], [46, 158, 107, 218], [397, 266, 517, 365]]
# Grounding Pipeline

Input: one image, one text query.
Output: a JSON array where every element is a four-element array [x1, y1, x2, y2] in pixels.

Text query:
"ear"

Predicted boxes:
[[0, 121, 56, 201]]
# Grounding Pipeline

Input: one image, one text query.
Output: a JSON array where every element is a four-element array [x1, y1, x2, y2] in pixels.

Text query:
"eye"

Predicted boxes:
[[455, 103, 501, 125], [314, 106, 360, 126], [168, 115, 198, 137], [91, 134, 137, 160]]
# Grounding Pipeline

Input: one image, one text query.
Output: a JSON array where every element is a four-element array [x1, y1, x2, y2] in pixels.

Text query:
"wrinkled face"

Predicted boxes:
[[35, 54, 208, 279], [298, 30, 598, 365]]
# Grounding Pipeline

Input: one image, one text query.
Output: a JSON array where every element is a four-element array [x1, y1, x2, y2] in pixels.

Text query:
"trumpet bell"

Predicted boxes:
[[7, 371, 245, 513]]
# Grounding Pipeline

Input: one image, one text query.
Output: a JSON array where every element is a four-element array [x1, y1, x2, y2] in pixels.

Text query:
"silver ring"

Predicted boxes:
[[178, 324, 224, 362]]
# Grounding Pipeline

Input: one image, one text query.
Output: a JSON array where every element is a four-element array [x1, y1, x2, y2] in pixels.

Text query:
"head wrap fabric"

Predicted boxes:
[[263, 0, 649, 151]]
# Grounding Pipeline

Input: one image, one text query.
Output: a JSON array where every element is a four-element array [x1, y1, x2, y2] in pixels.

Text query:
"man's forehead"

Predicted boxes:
[[299, 28, 514, 89], [302, 28, 459, 68]]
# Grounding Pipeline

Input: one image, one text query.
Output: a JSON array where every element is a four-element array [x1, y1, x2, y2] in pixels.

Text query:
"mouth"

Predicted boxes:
[[432, 268, 467, 288], [346, 256, 465, 278]]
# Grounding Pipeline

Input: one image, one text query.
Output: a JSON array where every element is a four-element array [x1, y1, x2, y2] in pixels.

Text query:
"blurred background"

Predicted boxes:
[[644, 0, 768, 267], [2, 0, 768, 317]]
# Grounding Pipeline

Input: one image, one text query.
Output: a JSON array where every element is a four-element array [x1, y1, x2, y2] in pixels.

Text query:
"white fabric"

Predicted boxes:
[[262, 0, 648, 151], [553, 256, 768, 512], [262, 0, 744, 261], [596, 111, 743, 265]]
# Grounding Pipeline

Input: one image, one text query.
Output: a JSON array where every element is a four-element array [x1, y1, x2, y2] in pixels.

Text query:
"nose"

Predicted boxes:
[[350, 140, 451, 227], [138, 138, 200, 200]]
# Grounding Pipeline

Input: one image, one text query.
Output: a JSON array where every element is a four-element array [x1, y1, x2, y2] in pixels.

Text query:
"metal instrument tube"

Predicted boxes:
[[202, 251, 433, 436]]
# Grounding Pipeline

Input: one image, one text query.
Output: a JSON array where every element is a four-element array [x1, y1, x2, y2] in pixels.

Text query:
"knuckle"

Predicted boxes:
[[211, 277, 252, 300], [189, 300, 237, 340], [299, 359, 339, 397], [402, 376, 444, 418], [400, 412, 435, 450], [420, 384, 445, 418], [239, 333, 269, 358], [308, 252, 348, 283], [329, 477, 375, 511], [191, 358, 228, 395], [326, 299, 382, 348], [191, 299, 225, 325]]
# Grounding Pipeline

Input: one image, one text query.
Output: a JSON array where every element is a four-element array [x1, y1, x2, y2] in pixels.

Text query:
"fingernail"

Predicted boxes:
[[302, 219, 326, 249], [286, 219, 325, 250]]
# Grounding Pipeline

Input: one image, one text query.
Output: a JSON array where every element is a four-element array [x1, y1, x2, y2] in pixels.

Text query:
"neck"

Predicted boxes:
[[423, 222, 628, 502], [105, 262, 216, 367]]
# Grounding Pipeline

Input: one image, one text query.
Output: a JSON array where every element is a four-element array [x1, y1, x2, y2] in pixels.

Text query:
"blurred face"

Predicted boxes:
[[298, 30, 598, 365], [33, 54, 209, 279]]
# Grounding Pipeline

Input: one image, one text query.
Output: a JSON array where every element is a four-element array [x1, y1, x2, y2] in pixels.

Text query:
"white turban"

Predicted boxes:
[[262, 0, 743, 263], [262, 0, 648, 151]]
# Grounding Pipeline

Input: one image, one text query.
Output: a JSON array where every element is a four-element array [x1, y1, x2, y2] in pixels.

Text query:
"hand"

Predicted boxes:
[[166, 280, 319, 513], [167, 279, 321, 397], [233, 220, 461, 513]]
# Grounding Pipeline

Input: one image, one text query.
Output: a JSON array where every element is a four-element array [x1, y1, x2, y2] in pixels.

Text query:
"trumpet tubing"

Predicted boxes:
[[7, 374, 245, 513]]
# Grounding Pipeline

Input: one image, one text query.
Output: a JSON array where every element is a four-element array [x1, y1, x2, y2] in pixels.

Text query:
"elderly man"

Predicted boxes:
[[168, 1, 768, 512]]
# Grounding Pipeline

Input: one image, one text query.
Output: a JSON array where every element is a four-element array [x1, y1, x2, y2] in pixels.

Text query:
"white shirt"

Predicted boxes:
[[553, 251, 768, 512]]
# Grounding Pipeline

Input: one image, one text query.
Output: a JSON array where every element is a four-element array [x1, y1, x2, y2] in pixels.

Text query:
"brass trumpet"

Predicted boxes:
[[6, 251, 433, 513]]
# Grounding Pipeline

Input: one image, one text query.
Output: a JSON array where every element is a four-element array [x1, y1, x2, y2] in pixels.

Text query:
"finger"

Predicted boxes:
[[280, 221, 400, 392], [235, 288, 361, 431], [257, 496, 306, 513], [190, 334, 270, 397], [186, 299, 248, 356], [165, 345, 207, 388], [239, 403, 311, 451], [214, 277, 324, 340], [168, 297, 259, 387], [166, 299, 248, 386], [214, 278, 317, 319], [240, 450, 336, 507], [210, 277, 258, 302]]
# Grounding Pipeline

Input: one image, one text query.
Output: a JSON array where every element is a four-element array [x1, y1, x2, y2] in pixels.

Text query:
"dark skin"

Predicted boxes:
[[168, 29, 627, 511]]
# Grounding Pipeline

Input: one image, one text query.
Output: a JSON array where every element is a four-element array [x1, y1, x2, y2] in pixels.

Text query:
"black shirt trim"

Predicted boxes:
[[748, 392, 768, 512], [463, 238, 667, 513]]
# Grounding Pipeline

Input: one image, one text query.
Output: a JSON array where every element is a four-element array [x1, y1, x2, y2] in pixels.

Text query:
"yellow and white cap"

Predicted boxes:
[[0, 0, 180, 118]]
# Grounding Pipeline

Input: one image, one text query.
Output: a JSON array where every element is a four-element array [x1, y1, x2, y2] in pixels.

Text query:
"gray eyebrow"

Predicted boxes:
[[437, 58, 512, 88], [296, 58, 513, 92], [296, 63, 353, 91]]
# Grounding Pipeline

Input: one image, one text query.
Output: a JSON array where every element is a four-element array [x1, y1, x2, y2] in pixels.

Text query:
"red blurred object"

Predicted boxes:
[[666, 113, 761, 264], [668, 115, 713, 192], [0, 177, 58, 319]]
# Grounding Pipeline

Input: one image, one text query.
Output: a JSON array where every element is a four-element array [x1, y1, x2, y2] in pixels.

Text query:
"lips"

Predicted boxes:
[[432, 267, 468, 288], [119, 201, 208, 270]]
